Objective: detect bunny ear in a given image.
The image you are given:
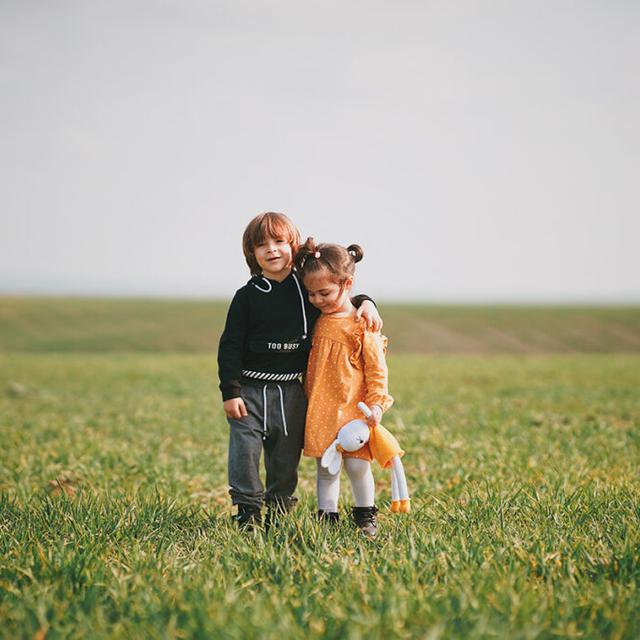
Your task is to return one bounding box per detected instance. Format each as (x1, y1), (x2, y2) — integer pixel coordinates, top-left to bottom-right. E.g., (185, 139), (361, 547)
(321, 441), (336, 469)
(328, 451), (343, 475)
(321, 441), (342, 475)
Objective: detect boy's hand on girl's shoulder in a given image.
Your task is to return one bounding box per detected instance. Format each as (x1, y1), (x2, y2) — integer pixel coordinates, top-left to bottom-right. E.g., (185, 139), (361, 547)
(356, 300), (383, 332)
(224, 397), (248, 420)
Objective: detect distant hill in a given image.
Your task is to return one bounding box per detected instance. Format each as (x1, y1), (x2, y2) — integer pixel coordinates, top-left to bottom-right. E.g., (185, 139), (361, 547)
(1, 297), (639, 353)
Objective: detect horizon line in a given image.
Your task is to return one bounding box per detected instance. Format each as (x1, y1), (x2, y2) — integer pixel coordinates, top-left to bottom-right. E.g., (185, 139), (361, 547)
(2, 291), (639, 308)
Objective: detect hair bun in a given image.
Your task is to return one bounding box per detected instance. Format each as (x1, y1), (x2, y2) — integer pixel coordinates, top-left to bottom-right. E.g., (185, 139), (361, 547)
(294, 236), (317, 272)
(346, 244), (364, 263)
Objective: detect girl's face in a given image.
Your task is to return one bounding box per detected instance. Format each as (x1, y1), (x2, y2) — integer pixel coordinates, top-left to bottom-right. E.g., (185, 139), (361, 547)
(304, 268), (353, 315)
(254, 235), (293, 281)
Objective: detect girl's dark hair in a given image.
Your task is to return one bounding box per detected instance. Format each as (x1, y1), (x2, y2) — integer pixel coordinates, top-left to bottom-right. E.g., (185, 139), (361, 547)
(294, 237), (364, 284)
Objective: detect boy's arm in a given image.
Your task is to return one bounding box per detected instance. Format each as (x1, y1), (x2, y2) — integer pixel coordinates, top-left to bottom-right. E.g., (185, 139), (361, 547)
(352, 295), (382, 331)
(352, 294), (374, 307)
(218, 288), (249, 402)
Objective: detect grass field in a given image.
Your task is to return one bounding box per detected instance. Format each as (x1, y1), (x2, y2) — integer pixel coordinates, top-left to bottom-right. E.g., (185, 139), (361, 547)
(1, 299), (639, 638)
(2, 296), (640, 353)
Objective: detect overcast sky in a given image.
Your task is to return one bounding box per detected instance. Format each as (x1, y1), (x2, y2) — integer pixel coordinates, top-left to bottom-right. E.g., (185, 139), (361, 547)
(1, 1), (638, 302)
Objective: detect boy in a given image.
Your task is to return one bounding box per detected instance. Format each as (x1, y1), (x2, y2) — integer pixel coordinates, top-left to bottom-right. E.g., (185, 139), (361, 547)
(218, 212), (381, 528)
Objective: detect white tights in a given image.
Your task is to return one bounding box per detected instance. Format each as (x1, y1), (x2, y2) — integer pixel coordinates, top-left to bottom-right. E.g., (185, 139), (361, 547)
(316, 457), (375, 511)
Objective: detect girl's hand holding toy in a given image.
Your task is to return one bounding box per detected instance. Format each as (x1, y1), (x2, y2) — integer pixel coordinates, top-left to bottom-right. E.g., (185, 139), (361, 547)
(366, 404), (383, 427)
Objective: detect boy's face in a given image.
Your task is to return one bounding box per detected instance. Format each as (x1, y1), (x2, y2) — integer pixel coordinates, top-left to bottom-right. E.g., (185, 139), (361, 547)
(254, 235), (293, 281)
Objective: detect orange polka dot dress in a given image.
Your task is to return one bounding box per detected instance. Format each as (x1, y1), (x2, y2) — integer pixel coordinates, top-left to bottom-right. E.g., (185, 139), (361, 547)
(304, 314), (394, 461)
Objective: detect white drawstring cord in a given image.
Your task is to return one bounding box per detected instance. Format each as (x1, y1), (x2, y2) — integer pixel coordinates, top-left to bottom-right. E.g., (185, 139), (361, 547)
(261, 384), (289, 439)
(277, 384), (288, 436)
(253, 277), (273, 293)
(292, 273), (308, 339)
(262, 385), (268, 440)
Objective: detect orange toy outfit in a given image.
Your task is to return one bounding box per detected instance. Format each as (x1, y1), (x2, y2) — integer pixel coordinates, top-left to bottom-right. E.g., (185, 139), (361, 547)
(304, 315), (394, 460)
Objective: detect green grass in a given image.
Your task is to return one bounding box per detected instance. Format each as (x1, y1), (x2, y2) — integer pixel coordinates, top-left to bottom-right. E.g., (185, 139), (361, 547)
(2, 350), (639, 639)
(1, 297), (640, 353)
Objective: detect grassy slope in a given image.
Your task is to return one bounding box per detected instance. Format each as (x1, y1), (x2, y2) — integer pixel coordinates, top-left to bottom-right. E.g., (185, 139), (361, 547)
(1, 296), (640, 353)
(1, 299), (639, 637)
(1, 352), (639, 638)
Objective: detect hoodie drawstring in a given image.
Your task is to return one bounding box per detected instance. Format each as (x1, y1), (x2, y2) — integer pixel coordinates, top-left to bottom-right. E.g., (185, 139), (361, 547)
(253, 277), (273, 293)
(292, 273), (308, 339)
(262, 384), (288, 440)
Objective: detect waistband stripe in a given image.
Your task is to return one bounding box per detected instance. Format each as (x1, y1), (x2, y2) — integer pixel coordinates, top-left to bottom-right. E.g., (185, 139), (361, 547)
(242, 370), (302, 382)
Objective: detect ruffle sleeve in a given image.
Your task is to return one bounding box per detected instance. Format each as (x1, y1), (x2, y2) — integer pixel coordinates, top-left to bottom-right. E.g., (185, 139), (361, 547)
(349, 332), (364, 369)
(362, 328), (394, 413)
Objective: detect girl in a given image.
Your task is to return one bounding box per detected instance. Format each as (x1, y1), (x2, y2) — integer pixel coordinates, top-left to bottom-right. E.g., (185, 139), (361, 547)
(295, 238), (393, 538)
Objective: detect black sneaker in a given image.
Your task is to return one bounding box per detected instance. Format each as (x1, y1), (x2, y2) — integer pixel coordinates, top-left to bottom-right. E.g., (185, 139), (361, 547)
(232, 503), (262, 531)
(264, 496), (298, 531)
(266, 495), (298, 513)
(352, 506), (378, 538)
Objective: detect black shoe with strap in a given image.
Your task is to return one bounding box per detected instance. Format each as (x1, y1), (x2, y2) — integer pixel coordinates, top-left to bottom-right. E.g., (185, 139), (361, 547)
(352, 506), (378, 538)
(317, 510), (340, 524)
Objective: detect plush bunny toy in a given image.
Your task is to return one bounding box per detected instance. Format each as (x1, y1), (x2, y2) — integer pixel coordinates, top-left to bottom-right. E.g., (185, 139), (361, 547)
(320, 402), (411, 513)
(321, 419), (370, 475)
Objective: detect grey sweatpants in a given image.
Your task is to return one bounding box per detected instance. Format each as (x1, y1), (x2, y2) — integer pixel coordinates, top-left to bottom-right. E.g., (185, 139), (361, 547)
(227, 380), (307, 509)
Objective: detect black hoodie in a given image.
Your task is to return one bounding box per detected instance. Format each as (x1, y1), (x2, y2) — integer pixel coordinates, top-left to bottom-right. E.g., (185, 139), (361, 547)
(217, 272), (371, 400)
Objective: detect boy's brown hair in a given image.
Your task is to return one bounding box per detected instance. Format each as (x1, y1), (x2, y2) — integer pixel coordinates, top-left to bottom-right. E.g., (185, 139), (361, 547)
(242, 212), (301, 276)
(294, 237), (364, 285)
